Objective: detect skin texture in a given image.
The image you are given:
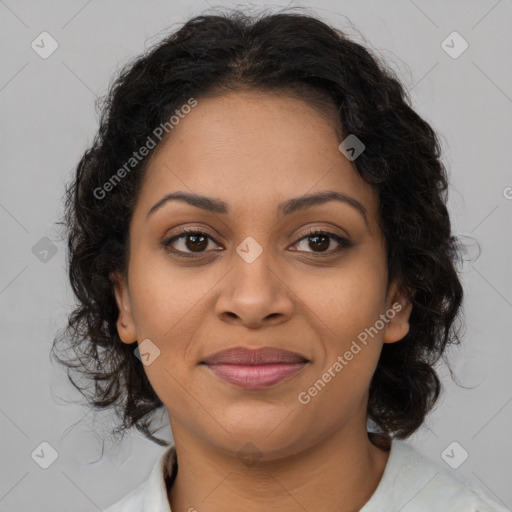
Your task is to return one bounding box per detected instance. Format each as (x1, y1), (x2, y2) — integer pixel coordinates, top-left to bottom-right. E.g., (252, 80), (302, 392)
(111, 90), (413, 512)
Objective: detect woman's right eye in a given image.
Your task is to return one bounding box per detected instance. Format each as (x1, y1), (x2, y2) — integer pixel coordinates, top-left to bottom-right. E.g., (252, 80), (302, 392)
(162, 229), (221, 257)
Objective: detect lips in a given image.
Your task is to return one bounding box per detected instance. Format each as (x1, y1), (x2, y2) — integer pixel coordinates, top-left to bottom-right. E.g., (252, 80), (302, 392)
(201, 346), (309, 389)
(201, 346), (308, 365)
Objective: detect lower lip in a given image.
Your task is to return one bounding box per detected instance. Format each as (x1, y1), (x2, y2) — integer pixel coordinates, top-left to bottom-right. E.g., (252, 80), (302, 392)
(203, 363), (307, 389)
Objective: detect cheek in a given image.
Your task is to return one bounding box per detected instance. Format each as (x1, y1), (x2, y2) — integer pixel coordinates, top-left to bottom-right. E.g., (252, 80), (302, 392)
(129, 252), (206, 337)
(127, 258), (206, 405)
(127, 254), (221, 397)
(300, 263), (387, 395)
(302, 279), (385, 412)
(305, 265), (386, 337)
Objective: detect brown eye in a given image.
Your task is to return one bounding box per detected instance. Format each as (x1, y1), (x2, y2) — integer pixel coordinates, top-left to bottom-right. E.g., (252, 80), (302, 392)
(292, 230), (353, 256)
(306, 234), (330, 252)
(163, 229), (219, 255)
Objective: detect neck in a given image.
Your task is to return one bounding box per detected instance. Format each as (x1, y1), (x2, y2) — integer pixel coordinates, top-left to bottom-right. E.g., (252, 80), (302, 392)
(167, 424), (390, 512)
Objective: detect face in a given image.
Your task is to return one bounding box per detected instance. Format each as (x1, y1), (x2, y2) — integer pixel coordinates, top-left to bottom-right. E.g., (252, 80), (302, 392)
(111, 90), (412, 460)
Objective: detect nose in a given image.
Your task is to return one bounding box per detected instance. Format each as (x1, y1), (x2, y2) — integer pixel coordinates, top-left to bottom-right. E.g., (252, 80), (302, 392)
(214, 246), (295, 329)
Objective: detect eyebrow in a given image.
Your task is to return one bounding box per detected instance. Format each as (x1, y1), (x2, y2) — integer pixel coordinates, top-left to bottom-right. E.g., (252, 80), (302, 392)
(146, 190), (368, 226)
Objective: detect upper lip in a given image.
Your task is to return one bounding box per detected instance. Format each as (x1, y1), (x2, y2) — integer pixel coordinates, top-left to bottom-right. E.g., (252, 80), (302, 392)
(201, 346), (309, 365)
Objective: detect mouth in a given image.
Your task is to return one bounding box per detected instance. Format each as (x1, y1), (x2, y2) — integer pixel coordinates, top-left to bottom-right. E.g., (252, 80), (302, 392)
(200, 346), (309, 390)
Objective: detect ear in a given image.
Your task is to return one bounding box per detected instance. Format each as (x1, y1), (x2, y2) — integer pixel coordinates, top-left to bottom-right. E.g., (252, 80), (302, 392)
(110, 270), (137, 344)
(382, 280), (414, 344)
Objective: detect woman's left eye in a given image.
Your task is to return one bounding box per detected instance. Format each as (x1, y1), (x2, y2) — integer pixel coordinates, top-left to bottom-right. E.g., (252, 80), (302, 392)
(292, 230), (353, 255)
(162, 229), (352, 257)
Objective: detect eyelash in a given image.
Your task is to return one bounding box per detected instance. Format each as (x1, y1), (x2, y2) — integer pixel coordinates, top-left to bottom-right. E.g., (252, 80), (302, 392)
(162, 227), (353, 259)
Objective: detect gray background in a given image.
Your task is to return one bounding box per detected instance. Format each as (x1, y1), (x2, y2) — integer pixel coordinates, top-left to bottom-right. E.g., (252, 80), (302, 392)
(0, 0), (511, 510)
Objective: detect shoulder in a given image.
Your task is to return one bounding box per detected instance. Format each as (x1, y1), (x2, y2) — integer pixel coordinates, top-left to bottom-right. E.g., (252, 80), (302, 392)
(103, 483), (145, 512)
(362, 439), (510, 511)
(103, 444), (177, 512)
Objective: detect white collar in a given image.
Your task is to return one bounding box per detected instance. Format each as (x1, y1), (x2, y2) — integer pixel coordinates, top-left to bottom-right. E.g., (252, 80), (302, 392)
(140, 443), (177, 511)
(106, 439), (509, 511)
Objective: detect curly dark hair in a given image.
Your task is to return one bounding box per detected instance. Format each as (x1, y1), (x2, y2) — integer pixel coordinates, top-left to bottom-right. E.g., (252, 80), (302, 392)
(51, 7), (465, 450)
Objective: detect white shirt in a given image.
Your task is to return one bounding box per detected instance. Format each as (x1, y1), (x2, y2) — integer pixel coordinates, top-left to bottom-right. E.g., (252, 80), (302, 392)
(104, 439), (510, 511)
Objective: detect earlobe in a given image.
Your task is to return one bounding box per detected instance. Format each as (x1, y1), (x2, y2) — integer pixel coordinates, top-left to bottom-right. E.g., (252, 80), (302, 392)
(383, 283), (415, 344)
(109, 271), (137, 344)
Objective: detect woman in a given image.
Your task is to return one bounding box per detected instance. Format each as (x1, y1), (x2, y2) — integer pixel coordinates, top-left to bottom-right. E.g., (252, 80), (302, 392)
(51, 8), (509, 512)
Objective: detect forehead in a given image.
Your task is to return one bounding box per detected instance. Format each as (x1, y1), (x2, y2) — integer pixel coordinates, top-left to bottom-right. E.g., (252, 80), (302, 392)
(135, 90), (380, 228)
